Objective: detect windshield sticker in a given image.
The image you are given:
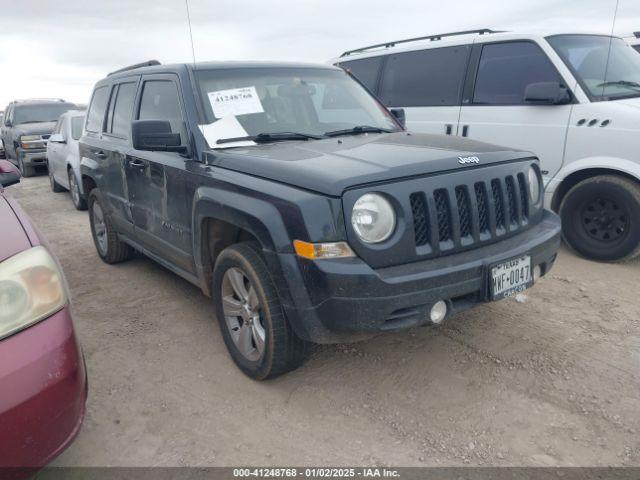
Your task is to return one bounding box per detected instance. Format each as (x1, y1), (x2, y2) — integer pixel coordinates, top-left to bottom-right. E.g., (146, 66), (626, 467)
(199, 116), (256, 148)
(208, 86), (264, 119)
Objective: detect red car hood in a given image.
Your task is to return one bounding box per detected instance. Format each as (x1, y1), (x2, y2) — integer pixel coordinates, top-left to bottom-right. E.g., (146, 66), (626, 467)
(0, 193), (33, 262)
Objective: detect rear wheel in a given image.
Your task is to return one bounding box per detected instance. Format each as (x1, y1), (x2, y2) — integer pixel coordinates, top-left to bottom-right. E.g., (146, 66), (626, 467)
(88, 189), (133, 263)
(560, 175), (640, 262)
(49, 167), (65, 192)
(68, 168), (87, 210)
(212, 242), (307, 380)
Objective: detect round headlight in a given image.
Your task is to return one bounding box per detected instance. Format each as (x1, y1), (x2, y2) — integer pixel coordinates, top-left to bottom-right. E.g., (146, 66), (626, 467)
(351, 193), (396, 243)
(528, 166), (540, 204)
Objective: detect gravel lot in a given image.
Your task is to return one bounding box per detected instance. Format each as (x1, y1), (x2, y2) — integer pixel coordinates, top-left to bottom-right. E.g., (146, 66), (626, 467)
(9, 175), (640, 467)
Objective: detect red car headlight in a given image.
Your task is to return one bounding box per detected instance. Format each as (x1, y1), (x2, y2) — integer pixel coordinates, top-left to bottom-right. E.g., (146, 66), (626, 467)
(0, 247), (68, 340)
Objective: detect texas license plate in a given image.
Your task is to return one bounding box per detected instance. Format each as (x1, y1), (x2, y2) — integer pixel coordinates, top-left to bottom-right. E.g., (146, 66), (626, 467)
(490, 255), (533, 300)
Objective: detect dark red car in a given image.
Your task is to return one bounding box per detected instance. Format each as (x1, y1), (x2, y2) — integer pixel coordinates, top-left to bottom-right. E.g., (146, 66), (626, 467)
(0, 160), (87, 475)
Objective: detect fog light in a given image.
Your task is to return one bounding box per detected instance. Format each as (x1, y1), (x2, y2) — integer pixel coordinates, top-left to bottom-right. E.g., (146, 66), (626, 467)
(533, 265), (542, 282)
(430, 300), (447, 324)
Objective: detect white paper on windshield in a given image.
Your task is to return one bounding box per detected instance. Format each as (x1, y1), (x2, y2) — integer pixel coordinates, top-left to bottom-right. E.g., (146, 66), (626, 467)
(207, 86), (264, 119)
(198, 116), (256, 148)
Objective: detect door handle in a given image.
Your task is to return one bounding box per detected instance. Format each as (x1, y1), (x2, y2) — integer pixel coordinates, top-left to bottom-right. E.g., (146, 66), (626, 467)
(445, 124), (453, 135)
(128, 159), (147, 169)
(461, 125), (469, 137)
(94, 150), (107, 159)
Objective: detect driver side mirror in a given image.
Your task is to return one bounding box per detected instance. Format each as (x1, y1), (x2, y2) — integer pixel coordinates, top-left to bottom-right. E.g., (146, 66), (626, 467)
(390, 108), (406, 128)
(49, 133), (66, 144)
(132, 120), (187, 153)
(0, 159), (20, 188)
(524, 82), (572, 105)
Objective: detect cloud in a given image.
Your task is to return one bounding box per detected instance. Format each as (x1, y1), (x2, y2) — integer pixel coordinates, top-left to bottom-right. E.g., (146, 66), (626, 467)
(0, 0), (638, 108)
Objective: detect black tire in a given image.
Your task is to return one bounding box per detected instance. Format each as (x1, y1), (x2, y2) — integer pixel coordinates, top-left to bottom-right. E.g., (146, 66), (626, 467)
(212, 242), (307, 380)
(18, 156), (35, 177)
(560, 175), (640, 262)
(88, 189), (133, 263)
(68, 168), (87, 210)
(49, 167), (65, 192)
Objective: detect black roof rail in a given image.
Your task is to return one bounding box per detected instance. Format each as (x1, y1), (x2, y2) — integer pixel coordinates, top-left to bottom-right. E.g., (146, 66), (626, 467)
(339, 29), (504, 58)
(108, 60), (161, 76)
(634, 31), (640, 38)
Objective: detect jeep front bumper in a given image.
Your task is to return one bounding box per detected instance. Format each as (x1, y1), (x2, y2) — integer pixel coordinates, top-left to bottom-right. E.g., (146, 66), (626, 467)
(280, 210), (561, 344)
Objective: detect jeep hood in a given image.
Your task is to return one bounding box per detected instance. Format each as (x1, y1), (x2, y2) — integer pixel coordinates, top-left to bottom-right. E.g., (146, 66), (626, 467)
(206, 132), (533, 196)
(13, 121), (57, 137)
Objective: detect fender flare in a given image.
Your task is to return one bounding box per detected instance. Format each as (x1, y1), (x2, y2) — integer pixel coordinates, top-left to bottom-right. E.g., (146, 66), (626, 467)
(191, 186), (293, 295)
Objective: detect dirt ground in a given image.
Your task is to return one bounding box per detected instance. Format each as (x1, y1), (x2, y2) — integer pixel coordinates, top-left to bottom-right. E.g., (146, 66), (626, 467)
(8, 175), (640, 467)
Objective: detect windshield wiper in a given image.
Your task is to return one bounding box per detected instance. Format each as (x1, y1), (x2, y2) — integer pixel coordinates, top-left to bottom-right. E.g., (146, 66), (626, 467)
(216, 132), (324, 145)
(324, 125), (394, 137)
(597, 80), (640, 90)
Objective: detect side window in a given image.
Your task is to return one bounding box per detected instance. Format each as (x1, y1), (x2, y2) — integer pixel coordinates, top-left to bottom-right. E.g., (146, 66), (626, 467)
(71, 116), (84, 140)
(379, 45), (471, 107)
(137, 80), (186, 146)
(634, 45), (640, 54)
(473, 42), (562, 105)
(138, 80), (183, 122)
(339, 56), (383, 93)
(86, 86), (110, 133)
(107, 82), (137, 138)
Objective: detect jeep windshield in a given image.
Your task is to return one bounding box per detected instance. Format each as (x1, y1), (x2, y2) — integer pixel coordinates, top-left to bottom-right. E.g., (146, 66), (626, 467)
(548, 34), (640, 101)
(13, 103), (76, 125)
(194, 67), (400, 148)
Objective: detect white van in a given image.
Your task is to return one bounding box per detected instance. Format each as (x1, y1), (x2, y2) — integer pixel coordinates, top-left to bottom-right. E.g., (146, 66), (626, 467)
(333, 29), (640, 262)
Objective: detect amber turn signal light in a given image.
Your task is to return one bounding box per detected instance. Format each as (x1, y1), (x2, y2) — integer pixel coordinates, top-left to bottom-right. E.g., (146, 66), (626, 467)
(293, 240), (355, 260)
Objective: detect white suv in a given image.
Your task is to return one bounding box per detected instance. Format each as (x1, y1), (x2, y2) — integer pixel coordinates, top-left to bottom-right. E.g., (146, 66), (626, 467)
(333, 29), (640, 262)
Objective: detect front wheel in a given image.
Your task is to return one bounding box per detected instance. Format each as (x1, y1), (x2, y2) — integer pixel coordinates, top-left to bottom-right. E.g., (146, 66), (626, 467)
(560, 175), (640, 262)
(88, 189), (133, 263)
(212, 242), (307, 380)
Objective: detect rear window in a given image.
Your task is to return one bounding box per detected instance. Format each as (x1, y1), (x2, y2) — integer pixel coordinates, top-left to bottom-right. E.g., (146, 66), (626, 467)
(339, 56), (383, 92)
(379, 45), (471, 107)
(86, 86), (110, 132)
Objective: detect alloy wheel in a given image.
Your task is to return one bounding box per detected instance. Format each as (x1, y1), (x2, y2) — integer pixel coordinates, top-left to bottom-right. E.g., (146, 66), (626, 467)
(221, 267), (266, 362)
(92, 201), (108, 255)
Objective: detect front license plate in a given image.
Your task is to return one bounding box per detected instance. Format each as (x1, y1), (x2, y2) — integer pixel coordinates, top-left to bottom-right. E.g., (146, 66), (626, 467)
(490, 255), (533, 300)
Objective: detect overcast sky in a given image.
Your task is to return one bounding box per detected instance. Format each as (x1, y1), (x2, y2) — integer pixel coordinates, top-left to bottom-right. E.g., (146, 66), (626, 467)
(1, 0), (639, 109)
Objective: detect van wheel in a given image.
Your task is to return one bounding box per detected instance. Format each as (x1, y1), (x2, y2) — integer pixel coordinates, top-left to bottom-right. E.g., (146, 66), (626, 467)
(49, 168), (65, 192)
(560, 175), (640, 262)
(68, 168), (87, 210)
(88, 189), (133, 263)
(212, 242), (307, 380)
